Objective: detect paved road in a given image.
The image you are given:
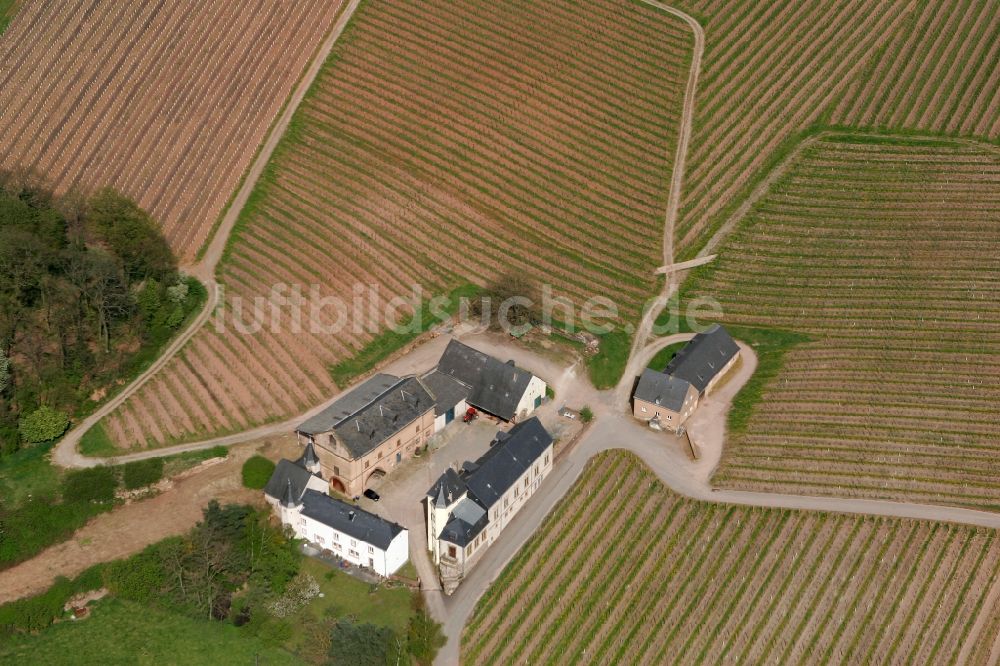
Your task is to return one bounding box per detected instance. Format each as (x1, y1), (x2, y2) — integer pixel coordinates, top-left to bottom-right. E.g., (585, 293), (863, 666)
(52, 0), (364, 469)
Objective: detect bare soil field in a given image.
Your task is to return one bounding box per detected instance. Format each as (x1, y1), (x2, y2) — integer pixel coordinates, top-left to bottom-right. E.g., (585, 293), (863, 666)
(462, 450), (1000, 665)
(668, 0), (1000, 259)
(0, 0), (344, 262)
(95, 0), (693, 451)
(0, 436), (295, 604)
(683, 134), (1000, 507)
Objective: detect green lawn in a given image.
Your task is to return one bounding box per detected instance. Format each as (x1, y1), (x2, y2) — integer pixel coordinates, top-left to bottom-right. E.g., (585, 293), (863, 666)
(298, 558), (414, 635)
(0, 441), (61, 506)
(586, 328), (632, 390)
(647, 341), (687, 372)
(0, 598), (300, 666)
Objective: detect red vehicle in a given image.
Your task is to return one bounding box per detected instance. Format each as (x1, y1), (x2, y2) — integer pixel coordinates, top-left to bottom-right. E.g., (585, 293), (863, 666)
(463, 407), (478, 423)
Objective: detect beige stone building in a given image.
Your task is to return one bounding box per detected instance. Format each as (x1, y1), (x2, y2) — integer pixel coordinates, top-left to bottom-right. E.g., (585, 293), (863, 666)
(633, 324), (741, 432)
(425, 417), (553, 594)
(296, 374), (435, 496)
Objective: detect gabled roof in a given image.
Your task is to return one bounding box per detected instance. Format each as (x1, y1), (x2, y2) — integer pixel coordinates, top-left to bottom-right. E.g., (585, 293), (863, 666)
(300, 375), (435, 459)
(297, 374), (402, 435)
(421, 369), (472, 416)
(464, 418), (552, 509)
(665, 324), (740, 393)
(264, 459), (317, 506)
(299, 490), (405, 550)
(436, 340), (535, 421)
(633, 369), (693, 411)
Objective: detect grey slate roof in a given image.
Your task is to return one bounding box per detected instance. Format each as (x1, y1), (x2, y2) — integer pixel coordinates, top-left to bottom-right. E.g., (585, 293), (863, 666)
(440, 502), (489, 547)
(296, 442), (320, 469)
(421, 369), (472, 416)
(633, 369), (692, 411)
(436, 339), (534, 421)
(299, 489), (405, 550)
(665, 324), (740, 393)
(264, 459), (317, 506)
(427, 467), (467, 508)
(297, 374), (402, 435)
(464, 417), (552, 509)
(299, 375), (435, 459)
(429, 418), (552, 546)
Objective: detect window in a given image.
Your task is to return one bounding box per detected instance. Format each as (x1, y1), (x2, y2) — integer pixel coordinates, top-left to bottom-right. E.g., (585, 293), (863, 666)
(333, 533), (339, 541)
(534, 465), (539, 476)
(448, 545), (457, 558)
(368, 545), (374, 554)
(544, 454), (550, 466)
(333, 466), (340, 476)
(666, 414), (673, 421)
(350, 539), (357, 547)
(504, 497), (509, 508)
(378, 451), (383, 459)
(329, 434), (336, 445)
(397, 438), (401, 446)
(333, 543), (341, 551)
(316, 535), (325, 545)
(524, 477), (529, 488)
(641, 406), (647, 413)
(349, 549), (359, 558)
(299, 518), (306, 526)
(466, 545), (472, 556)
(514, 486), (520, 498)
(365, 461), (370, 469)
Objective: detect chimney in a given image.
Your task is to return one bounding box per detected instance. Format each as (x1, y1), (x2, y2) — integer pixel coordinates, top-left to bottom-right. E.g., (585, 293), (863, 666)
(349, 510), (355, 521)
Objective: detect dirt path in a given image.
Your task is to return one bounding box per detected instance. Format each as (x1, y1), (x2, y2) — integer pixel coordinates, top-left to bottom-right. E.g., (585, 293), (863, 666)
(0, 445), (263, 604)
(618, 1), (704, 399)
(52, 0), (364, 470)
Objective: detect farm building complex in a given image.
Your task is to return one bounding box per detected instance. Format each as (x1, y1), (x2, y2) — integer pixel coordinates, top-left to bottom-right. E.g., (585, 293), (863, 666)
(429, 339), (547, 423)
(295, 374), (437, 497)
(295, 342), (547, 497)
(633, 324), (740, 431)
(425, 417), (554, 593)
(264, 455), (409, 577)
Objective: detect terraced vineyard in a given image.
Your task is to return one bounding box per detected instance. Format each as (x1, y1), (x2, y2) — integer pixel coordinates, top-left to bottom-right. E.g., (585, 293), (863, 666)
(670, 0), (1000, 259)
(0, 0), (345, 261)
(683, 134), (1000, 507)
(463, 451), (1000, 665)
(94, 0), (692, 450)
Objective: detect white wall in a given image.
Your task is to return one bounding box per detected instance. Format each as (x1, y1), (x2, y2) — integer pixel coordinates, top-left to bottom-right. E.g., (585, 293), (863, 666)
(515, 375), (547, 419)
(433, 398), (468, 434)
(278, 504), (409, 577)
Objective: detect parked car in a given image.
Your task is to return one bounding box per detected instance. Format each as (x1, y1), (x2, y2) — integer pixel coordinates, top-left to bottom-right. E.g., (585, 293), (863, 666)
(363, 488), (380, 502)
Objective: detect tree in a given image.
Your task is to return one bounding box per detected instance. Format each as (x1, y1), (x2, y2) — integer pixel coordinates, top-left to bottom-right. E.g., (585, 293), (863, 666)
(17, 405), (69, 443)
(0, 349), (9, 394)
(407, 593), (446, 665)
(579, 406), (594, 423)
(470, 273), (541, 332)
(86, 188), (174, 281)
(328, 620), (402, 666)
(242, 455), (276, 489)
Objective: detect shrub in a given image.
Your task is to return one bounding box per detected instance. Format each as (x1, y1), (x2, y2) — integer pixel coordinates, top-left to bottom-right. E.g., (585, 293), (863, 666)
(407, 593), (446, 665)
(579, 406), (594, 423)
(17, 406), (70, 444)
(121, 458), (164, 490)
(62, 466), (118, 503)
(242, 456), (275, 490)
(0, 576), (73, 632)
(104, 547), (167, 604)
